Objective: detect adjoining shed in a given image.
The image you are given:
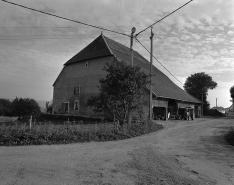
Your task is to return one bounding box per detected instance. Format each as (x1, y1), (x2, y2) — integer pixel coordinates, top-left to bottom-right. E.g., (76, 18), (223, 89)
(53, 34), (201, 120)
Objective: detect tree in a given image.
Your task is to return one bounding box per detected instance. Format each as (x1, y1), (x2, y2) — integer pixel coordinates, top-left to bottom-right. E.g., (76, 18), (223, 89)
(230, 85), (234, 103)
(87, 60), (149, 125)
(184, 72), (217, 114)
(11, 97), (41, 117)
(0, 99), (12, 116)
(46, 100), (53, 113)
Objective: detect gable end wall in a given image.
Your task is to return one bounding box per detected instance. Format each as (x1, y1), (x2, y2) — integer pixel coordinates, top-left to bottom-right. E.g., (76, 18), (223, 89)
(53, 56), (114, 116)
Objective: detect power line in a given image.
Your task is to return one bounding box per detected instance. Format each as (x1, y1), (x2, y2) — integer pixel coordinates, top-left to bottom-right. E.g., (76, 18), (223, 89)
(1, 0), (130, 37)
(0, 37), (81, 40)
(0, 34), (129, 40)
(134, 37), (184, 86)
(135, 37), (205, 99)
(0, 34), (96, 38)
(136, 0), (194, 37)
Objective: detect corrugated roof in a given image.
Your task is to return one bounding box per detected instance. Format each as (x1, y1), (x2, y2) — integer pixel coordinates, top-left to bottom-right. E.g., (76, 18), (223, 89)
(63, 34), (201, 104)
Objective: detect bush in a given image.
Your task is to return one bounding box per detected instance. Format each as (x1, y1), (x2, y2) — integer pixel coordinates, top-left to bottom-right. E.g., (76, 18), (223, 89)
(224, 127), (234, 146)
(125, 120), (163, 137)
(206, 109), (225, 117)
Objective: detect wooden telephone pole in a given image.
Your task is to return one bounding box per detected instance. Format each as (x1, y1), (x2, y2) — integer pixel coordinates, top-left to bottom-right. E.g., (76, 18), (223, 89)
(128, 27), (136, 125)
(130, 27), (136, 66)
(149, 27), (154, 120)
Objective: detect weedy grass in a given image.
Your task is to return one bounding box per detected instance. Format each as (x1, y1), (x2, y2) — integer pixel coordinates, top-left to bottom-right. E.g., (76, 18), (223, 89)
(0, 120), (163, 146)
(224, 126), (234, 146)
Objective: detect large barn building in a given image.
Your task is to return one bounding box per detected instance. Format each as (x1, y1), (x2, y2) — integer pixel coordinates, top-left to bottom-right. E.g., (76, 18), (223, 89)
(53, 34), (201, 120)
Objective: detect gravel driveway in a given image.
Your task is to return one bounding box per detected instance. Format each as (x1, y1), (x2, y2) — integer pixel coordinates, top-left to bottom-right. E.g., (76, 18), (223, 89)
(0, 117), (233, 185)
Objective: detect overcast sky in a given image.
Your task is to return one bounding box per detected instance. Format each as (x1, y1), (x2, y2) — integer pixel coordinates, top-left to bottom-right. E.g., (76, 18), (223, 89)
(0, 0), (233, 108)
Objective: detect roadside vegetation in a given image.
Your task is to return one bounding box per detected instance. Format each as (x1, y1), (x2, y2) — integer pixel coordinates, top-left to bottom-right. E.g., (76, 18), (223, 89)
(0, 119), (163, 146)
(206, 109), (225, 117)
(224, 85), (234, 146)
(224, 127), (234, 146)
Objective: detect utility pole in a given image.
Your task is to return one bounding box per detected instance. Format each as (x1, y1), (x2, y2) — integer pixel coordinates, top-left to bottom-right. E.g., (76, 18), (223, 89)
(149, 27), (154, 120)
(127, 27), (136, 126)
(201, 91), (203, 117)
(130, 27), (136, 66)
(216, 98), (218, 108)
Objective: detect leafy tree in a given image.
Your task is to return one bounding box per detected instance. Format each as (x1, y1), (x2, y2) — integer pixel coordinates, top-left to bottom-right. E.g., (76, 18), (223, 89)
(184, 72), (217, 114)
(11, 97), (41, 118)
(87, 60), (149, 125)
(0, 99), (12, 116)
(46, 100), (53, 113)
(230, 85), (234, 103)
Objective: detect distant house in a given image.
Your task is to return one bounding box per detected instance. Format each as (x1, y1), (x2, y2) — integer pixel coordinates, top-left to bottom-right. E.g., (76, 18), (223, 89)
(52, 34), (201, 119)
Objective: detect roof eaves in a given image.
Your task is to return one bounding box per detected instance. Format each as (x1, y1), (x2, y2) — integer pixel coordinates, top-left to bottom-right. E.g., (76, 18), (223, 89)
(64, 55), (113, 66)
(156, 95), (201, 104)
(53, 66), (65, 86)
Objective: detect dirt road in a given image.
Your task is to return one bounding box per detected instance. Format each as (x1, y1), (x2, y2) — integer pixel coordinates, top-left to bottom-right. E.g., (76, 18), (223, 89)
(0, 117), (234, 185)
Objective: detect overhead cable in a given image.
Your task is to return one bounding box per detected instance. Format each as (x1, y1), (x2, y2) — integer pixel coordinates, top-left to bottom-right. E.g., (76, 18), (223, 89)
(1, 0), (130, 37)
(135, 37), (184, 86)
(136, 0), (193, 37)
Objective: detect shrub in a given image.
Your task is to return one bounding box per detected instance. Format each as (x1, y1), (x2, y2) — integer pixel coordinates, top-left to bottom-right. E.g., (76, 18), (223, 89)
(224, 127), (234, 146)
(206, 109), (225, 117)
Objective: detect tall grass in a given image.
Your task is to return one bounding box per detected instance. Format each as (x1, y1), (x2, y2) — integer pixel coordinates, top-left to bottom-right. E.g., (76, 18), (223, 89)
(0, 120), (163, 146)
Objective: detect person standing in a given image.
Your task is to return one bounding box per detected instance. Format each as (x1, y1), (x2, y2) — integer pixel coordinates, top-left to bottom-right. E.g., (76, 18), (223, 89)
(191, 109), (194, 120)
(186, 109), (190, 120)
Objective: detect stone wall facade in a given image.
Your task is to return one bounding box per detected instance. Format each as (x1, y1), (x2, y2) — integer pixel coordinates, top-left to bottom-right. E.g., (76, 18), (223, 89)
(53, 56), (114, 116)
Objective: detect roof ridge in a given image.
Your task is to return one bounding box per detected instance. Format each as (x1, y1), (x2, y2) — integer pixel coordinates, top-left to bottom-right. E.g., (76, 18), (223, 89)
(101, 34), (114, 56)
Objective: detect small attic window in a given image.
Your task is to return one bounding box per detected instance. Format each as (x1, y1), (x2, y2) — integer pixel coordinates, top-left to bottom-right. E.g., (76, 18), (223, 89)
(85, 62), (88, 68)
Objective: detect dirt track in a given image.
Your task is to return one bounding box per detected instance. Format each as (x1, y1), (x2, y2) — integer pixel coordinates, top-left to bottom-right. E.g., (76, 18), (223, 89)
(0, 117), (234, 185)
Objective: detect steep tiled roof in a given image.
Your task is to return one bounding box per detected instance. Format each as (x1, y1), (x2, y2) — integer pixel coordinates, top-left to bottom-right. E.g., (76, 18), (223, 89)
(103, 35), (200, 104)
(64, 34), (200, 104)
(64, 34), (113, 65)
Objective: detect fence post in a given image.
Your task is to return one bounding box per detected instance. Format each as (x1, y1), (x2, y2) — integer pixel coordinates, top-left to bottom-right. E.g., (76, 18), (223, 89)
(116, 120), (119, 132)
(95, 121), (97, 133)
(29, 115), (32, 130)
(66, 118), (69, 136)
(34, 118), (36, 128)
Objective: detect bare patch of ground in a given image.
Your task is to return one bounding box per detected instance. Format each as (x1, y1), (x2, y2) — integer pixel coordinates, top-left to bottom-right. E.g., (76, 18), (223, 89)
(123, 146), (211, 185)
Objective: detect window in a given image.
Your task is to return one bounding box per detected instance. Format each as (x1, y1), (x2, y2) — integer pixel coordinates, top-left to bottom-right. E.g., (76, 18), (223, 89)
(85, 62), (88, 68)
(74, 85), (80, 95)
(74, 100), (79, 111)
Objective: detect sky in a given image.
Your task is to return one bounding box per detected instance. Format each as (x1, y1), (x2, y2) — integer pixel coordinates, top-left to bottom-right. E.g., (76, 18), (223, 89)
(0, 0), (233, 108)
